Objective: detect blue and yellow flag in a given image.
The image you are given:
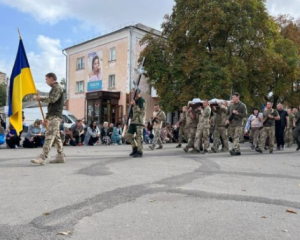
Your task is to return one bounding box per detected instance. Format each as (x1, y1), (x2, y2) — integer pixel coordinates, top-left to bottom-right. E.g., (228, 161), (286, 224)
(8, 39), (37, 135)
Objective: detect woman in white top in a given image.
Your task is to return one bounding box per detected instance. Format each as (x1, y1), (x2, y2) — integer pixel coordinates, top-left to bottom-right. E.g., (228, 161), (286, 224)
(245, 108), (263, 149)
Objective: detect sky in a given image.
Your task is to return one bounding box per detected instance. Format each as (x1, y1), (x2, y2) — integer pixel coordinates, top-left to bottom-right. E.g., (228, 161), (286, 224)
(0, 0), (299, 92)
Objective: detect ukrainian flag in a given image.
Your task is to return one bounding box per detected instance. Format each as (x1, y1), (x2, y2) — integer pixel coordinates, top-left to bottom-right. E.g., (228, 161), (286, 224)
(8, 39), (37, 135)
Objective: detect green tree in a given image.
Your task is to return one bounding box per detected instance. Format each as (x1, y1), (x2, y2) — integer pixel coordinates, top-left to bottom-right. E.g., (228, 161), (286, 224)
(140, 0), (299, 110)
(0, 83), (7, 107)
(273, 15), (300, 107)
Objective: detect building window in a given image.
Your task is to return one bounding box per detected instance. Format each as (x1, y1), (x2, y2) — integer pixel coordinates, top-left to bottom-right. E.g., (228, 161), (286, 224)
(109, 48), (116, 61)
(76, 57), (85, 70)
(76, 81), (84, 93)
(108, 75), (115, 89)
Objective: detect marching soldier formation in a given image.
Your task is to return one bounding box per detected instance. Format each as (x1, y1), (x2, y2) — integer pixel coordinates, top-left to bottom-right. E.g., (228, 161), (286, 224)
(26, 75), (300, 163)
(127, 91), (300, 158)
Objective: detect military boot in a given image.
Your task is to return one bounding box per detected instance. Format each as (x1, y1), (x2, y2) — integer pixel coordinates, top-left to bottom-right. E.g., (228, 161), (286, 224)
(133, 151), (143, 158)
(191, 148), (200, 154)
(31, 154), (46, 165)
(255, 147), (263, 153)
(129, 147), (137, 156)
(176, 144), (182, 148)
(183, 147), (188, 153)
(149, 145), (154, 150)
(50, 153), (66, 164)
(229, 149), (236, 156)
(234, 151), (241, 156)
(210, 147), (217, 153)
(294, 137), (300, 151)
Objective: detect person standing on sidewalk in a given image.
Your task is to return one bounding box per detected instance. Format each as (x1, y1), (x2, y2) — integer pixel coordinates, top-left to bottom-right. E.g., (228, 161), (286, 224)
(245, 108), (263, 149)
(293, 109), (300, 151)
(256, 102), (280, 154)
(275, 104), (289, 150)
(175, 106), (188, 148)
(211, 101), (229, 153)
(126, 89), (146, 158)
(285, 108), (295, 148)
(226, 92), (247, 156)
(149, 104), (166, 150)
(31, 73), (65, 165)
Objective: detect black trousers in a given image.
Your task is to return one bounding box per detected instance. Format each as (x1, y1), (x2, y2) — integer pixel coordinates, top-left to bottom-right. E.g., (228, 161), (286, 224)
(23, 137), (43, 148)
(88, 137), (99, 146)
(293, 126), (300, 147)
(275, 125), (285, 147)
(6, 135), (20, 148)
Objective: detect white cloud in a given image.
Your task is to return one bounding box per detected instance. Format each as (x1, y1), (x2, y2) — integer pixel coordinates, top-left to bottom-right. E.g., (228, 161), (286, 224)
(26, 35), (65, 92)
(266, 0), (300, 18)
(0, 35), (65, 93)
(0, 0), (174, 30)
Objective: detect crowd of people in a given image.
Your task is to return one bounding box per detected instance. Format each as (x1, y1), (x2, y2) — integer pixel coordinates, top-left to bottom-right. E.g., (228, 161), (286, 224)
(1, 87), (299, 159)
(173, 93), (300, 156)
(0, 118), (128, 149)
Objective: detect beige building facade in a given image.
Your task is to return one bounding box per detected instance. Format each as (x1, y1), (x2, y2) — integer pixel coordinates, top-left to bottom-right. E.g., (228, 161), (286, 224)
(64, 24), (159, 125)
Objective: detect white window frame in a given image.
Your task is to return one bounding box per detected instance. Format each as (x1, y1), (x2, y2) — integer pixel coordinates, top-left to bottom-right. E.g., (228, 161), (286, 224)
(108, 75), (116, 89)
(76, 80), (84, 93)
(109, 48), (116, 61)
(76, 57), (85, 70)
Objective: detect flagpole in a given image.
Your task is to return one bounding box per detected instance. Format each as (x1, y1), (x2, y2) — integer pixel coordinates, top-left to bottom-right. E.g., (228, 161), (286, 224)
(17, 28), (47, 128)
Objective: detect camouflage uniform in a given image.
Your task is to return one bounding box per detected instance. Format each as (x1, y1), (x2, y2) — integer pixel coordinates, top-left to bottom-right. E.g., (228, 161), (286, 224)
(227, 101), (247, 153)
(31, 82), (65, 165)
(293, 111), (300, 150)
(257, 108), (279, 152)
(212, 104), (228, 151)
(184, 110), (198, 152)
(150, 110), (166, 149)
(285, 113), (294, 147)
(178, 112), (187, 145)
(194, 106), (211, 151)
(126, 97), (146, 155)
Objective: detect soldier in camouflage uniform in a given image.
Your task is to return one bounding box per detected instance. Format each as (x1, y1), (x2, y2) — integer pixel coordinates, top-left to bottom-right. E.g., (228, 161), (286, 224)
(293, 109), (300, 151)
(285, 108), (294, 147)
(292, 108), (298, 144)
(126, 89), (146, 158)
(31, 73), (65, 165)
(211, 101), (228, 153)
(149, 104), (166, 150)
(194, 100), (211, 154)
(226, 93), (247, 156)
(176, 106), (188, 148)
(183, 105), (198, 153)
(256, 102), (280, 154)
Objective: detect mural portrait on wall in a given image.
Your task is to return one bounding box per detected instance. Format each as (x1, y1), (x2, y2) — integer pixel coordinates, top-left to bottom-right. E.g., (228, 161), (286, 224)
(87, 51), (103, 92)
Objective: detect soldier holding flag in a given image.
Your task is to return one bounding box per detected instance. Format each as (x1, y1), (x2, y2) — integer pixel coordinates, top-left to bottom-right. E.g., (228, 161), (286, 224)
(31, 73), (65, 165)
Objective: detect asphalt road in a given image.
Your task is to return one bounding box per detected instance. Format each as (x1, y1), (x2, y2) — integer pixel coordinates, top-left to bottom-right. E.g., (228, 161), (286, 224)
(0, 142), (299, 240)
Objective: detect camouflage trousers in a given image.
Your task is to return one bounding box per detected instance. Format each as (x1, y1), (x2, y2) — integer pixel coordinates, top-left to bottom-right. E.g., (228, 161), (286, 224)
(228, 126), (243, 151)
(293, 126), (300, 147)
(194, 127), (210, 151)
(186, 127), (197, 149)
(125, 124), (143, 153)
(42, 117), (63, 158)
(178, 127), (188, 144)
(258, 126), (275, 151)
(151, 128), (163, 148)
(213, 126), (228, 150)
(285, 128), (294, 147)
